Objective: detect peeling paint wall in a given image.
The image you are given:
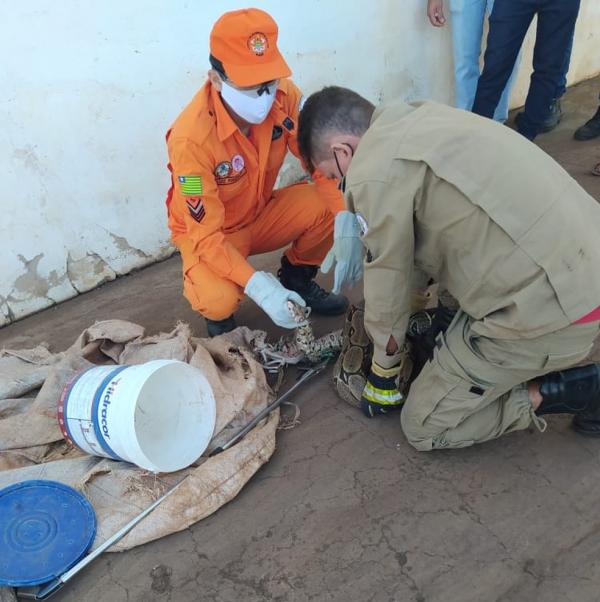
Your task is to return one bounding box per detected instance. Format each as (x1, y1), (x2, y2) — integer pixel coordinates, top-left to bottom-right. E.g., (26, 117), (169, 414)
(2, 1), (600, 326)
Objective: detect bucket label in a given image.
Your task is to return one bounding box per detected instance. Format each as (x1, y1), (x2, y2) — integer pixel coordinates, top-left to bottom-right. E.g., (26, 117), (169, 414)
(57, 358), (214, 473)
(99, 378), (122, 440)
(60, 365), (127, 461)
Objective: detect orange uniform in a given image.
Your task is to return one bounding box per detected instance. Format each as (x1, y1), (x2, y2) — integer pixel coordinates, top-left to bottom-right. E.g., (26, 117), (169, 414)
(166, 78), (344, 320)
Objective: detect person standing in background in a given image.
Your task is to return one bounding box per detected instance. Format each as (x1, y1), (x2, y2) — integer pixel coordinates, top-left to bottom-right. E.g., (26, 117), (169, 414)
(472, 0), (581, 141)
(426, 0), (520, 122)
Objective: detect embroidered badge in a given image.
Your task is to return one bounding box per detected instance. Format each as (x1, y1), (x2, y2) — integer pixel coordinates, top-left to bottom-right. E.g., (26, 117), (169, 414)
(186, 198), (205, 223)
(232, 154), (245, 173)
(283, 117), (294, 131)
(248, 32), (268, 56)
(178, 175), (203, 195)
(214, 160), (246, 185)
(356, 213), (369, 236)
(214, 162), (231, 179)
(272, 125), (283, 141)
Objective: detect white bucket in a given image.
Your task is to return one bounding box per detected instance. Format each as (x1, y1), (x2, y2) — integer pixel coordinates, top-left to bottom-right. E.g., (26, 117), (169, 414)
(57, 359), (216, 473)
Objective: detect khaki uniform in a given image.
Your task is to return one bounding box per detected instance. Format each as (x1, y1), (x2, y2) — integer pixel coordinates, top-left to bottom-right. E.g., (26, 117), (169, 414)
(345, 100), (600, 450)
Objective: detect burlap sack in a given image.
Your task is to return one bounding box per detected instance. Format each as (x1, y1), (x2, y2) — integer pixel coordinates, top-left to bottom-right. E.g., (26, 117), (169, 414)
(0, 320), (276, 551)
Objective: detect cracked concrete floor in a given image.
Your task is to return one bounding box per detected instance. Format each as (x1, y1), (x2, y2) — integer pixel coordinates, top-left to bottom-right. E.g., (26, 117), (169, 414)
(2, 76), (600, 602)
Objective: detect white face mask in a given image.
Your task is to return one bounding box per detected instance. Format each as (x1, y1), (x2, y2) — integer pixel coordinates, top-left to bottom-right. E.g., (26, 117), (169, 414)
(219, 79), (278, 124)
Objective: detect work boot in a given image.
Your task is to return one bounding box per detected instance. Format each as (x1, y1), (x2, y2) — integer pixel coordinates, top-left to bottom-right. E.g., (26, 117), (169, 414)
(574, 106), (600, 141)
(534, 364), (600, 435)
(206, 315), (237, 338)
(277, 256), (348, 316)
(538, 99), (563, 134)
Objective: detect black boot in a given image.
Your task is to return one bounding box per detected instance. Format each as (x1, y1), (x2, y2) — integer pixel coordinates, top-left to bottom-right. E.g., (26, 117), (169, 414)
(277, 256), (349, 316)
(206, 315), (237, 337)
(538, 99), (563, 134)
(534, 364), (600, 435)
(574, 106), (600, 141)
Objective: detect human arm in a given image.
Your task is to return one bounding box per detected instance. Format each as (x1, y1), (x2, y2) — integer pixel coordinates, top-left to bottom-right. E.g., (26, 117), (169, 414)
(168, 137), (255, 287)
(346, 176), (417, 369)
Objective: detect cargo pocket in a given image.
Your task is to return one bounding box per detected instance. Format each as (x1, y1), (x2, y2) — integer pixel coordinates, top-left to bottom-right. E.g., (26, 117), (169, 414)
(404, 355), (485, 429)
(406, 368), (458, 427)
(543, 345), (594, 372)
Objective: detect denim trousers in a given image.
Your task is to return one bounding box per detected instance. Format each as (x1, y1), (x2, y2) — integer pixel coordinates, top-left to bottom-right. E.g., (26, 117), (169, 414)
(472, 0), (580, 138)
(449, 0), (520, 121)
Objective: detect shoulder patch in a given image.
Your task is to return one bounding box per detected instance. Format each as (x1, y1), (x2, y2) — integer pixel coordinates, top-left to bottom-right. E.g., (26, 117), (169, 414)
(272, 125), (283, 141)
(283, 117), (294, 131)
(178, 175), (203, 196)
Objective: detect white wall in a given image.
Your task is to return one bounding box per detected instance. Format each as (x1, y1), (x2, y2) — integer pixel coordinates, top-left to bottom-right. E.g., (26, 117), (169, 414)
(2, 0), (600, 325)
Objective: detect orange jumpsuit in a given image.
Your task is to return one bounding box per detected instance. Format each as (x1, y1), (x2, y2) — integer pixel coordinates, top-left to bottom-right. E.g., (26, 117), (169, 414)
(165, 78), (343, 320)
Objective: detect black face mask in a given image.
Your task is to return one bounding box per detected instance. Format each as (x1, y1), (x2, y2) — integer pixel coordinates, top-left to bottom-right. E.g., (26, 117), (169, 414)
(333, 143), (355, 180)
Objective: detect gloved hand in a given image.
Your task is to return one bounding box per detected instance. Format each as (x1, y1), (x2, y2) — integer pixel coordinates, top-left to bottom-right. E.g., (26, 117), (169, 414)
(361, 361), (404, 418)
(244, 271), (307, 329)
(321, 211), (363, 294)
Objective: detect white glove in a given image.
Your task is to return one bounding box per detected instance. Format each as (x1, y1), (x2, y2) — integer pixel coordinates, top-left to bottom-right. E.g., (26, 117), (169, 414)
(321, 211), (363, 294)
(244, 271), (307, 329)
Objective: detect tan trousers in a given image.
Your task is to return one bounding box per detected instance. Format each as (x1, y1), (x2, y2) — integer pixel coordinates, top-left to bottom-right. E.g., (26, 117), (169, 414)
(401, 311), (600, 451)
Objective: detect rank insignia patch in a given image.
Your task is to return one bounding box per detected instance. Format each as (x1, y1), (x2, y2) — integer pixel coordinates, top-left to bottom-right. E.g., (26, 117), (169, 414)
(186, 198), (205, 223)
(178, 175), (203, 195)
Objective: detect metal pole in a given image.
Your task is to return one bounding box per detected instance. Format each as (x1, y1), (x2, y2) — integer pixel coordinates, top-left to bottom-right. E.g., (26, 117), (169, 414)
(209, 359), (329, 457)
(27, 476), (189, 600)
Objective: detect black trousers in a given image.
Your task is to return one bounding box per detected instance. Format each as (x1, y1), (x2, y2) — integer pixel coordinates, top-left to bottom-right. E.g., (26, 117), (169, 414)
(472, 0), (580, 140)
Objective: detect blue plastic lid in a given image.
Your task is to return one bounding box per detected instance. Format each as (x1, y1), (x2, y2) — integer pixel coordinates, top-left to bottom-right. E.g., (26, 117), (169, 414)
(0, 479), (97, 587)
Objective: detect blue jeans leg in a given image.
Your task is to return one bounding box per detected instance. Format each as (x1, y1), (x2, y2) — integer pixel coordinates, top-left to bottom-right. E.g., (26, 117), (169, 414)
(449, 0), (488, 112)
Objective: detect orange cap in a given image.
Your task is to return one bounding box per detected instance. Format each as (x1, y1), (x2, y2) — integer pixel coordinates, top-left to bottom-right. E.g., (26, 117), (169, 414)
(210, 8), (292, 87)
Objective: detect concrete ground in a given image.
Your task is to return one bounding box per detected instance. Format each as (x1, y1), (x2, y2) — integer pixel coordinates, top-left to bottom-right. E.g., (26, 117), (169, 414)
(3, 77), (600, 602)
